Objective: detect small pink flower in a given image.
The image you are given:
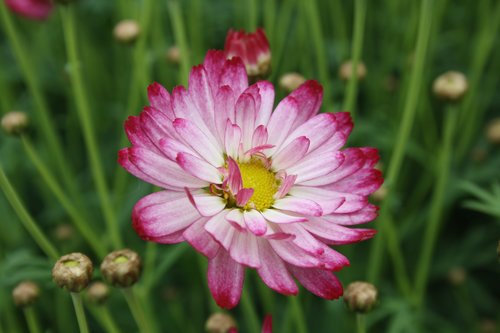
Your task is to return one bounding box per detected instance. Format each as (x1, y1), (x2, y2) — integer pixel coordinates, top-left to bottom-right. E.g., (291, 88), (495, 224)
(4, 0), (54, 20)
(224, 28), (271, 80)
(119, 50), (382, 309)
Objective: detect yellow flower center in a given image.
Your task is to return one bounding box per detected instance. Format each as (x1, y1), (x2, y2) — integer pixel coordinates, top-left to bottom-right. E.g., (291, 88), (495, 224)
(238, 159), (278, 211)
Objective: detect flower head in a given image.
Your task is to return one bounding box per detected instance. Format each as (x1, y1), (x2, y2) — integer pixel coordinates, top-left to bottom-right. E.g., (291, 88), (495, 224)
(52, 252), (93, 293)
(119, 49), (382, 309)
(100, 249), (142, 288)
(5, 0), (54, 21)
(224, 28), (271, 81)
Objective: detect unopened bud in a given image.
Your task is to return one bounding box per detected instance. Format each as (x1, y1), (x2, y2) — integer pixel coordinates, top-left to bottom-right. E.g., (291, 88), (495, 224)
(433, 71), (468, 102)
(12, 281), (40, 307)
(113, 20), (140, 44)
(486, 118), (500, 145)
(1, 111), (29, 136)
(448, 267), (467, 286)
(166, 46), (181, 65)
(205, 312), (237, 333)
(100, 249), (142, 288)
(86, 281), (110, 305)
(52, 253), (93, 292)
(371, 185), (387, 202)
(343, 281), (378, 313)
(54, 223), (74, 241)
(339, 60), (367, 81)
(279, 72), (306, 93)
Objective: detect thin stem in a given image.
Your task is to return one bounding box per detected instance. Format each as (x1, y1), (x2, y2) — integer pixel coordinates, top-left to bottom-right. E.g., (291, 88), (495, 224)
(356, 313), (366, 333)
(88, 306), (121, 333)
(60, 6), (122, 250)
(414, 108), (457, 306)
(168, 0), (191, 86)
(247, 0), (258, 31)
(302, 0), (332, 110)
(122, 288), (153, 333)
(70, 293), (89, 333)
(0, 163), (59, 261)
(342, 0), (367, 117)
(367, 0), (434, 290)
(0, 0), (80, 203)
(240, 288), (260, 333)
(289, 296), (308, 333)
(23, 307), (41, 333)
(21, 136), (107, 258)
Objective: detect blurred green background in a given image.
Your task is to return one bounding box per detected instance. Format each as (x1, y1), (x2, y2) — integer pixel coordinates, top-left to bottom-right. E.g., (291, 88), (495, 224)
(0, 0), (499, 332)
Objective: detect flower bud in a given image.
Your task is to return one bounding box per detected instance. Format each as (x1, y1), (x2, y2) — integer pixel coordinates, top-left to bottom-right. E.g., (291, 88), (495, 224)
(113, 20), (141, 44)
(432, 71), (468, 101)
(448, 267), (466, 286)
(339, 60), (367, 81)
(224, 28), (271, 82)
(52, 253), (93, 293)
(205, 312), (237, 333)
(343, 281), (378, 313)
(100, 249), (142, 288)
(86, 281), (110, 305)
(12, 281), (40, 307)
(4, 0), (53, 21)
(1, 111), (29, 136)
(166, 46), (181, 65)
(371, 185), (387, 202)
(54, 223), (74, 241)
(486, 118), (500, 145)
(279, 72), (306, 93)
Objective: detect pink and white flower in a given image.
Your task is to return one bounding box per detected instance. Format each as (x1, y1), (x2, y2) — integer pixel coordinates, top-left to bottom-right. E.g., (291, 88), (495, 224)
(224, 28), (271, 80)
(119, 50), (382, 309)
(4, 0), (54, 21)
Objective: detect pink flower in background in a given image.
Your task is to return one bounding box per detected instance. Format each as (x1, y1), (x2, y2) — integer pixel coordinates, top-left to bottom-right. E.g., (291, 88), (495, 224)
(119, 49), (382, 309)
(224, 28), (271, 79)
(4, 0), (54, 20)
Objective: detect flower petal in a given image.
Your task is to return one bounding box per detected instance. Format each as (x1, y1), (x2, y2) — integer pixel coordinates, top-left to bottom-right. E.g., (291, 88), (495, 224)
(254, 81), (275, 127)
(288, 186), (346, 215)
(271, 136), (310, 170)
(132, 191), (200, 242)
(183, 217), (221, 258)
(208, 248), (245, 309)
(266, 96), (299, 153)
(176, 152), (222, 183)
(235, 93), (256, 152)
(122, 147), (207, 188)
(220, 57), (248, 97)
(323, 204), (379, 226)
(215, 86), (236, 144)
(257, 238), (298, 295)
(229, 231), (261, 268)
(288, 80), (323, 129)
(205, 211), (235, 250)
(287, 151), (344, 184)
(185, 188), (226, 217)
(302, 217), (377, 245)
(147, 82), (174, 119)
(188, 65), (216, 133)
(273, 197), (323, 217)
(261, 209), (307, 224)
(227, 157), (243, 193)
(287, 265), (343, 300)
(173, 118), (224, 167)
(243, 210), (268, 236)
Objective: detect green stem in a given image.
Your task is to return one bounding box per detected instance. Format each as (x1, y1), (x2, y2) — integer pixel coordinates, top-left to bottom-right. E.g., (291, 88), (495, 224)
(289, 296), (308, 333)
(342, 0), (367, 117)
(23, 308), (41, 333)
(240, 288), (260, 333)
(88, 306), (121, 333)
(60, 6), (122, 250)
(367, 0), (434, 291)
(122, 288), (153, 333)
(0, 163), (59, 261)
(0, 0), (80, 203)
(247, 0), (258, 31)
(302, 0), (332, 110)
(70, 293), (89, 333)
(356, 313), (366, 333)
(414, 108), (457, 306)
(21, 136), (107, 258)
(168, 0), (191, 86)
